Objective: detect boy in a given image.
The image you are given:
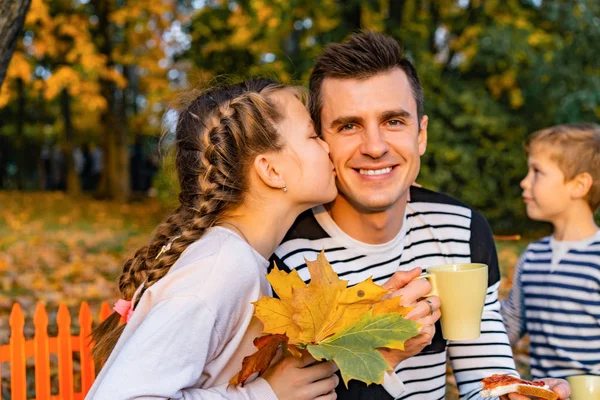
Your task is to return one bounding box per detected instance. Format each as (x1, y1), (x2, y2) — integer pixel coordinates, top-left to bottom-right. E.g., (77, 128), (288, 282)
(502, 123), (600, 379)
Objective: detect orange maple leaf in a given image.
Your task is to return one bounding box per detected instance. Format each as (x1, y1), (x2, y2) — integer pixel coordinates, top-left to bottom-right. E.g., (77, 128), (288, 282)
(229, 334), (288, 386)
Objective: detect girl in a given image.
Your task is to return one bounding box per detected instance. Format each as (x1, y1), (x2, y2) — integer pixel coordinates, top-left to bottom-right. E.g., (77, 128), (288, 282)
(86, 79), (339, 399)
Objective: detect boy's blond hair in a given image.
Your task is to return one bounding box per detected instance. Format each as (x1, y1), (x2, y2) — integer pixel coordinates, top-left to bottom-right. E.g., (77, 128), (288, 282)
(525, 123), (600, 212)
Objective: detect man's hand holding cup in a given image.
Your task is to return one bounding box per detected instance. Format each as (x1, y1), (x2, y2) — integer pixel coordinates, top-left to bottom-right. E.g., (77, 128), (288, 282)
(378, 268), (442, 369)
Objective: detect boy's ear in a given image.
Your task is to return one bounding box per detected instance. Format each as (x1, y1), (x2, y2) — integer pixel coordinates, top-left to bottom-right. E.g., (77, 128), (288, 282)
(570, 172), (593, 200)
(253, 153), (285, 190)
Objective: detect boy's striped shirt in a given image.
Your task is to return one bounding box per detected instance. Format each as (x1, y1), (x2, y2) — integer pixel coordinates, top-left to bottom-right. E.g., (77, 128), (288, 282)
(502, 233), (600, 379)
(272, 186), (517, 400)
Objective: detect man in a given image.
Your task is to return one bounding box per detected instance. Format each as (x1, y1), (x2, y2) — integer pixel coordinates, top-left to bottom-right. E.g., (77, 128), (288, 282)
(272, 31), (571, 399)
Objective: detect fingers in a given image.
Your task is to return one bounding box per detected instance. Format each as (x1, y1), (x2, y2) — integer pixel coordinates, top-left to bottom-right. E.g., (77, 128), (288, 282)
(308, 374), (339, 399)
(315, 391), (337, 400)
(542, 378), (571, 399)
(405, 296), (441, 320)
(303, 361), (339, 383)
(299, 353), (317, 367)
(381, 268), (422, 291)
(389, 276), (432, 305)
(417, 317), (437, 338)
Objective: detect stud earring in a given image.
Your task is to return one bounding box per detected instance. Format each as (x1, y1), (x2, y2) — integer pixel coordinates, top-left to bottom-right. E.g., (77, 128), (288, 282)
(282, 183), (288, 193)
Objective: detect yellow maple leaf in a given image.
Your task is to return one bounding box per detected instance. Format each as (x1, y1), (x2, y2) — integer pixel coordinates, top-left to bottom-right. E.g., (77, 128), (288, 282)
(318, 277), (389, 341)
(255, 251), (390, 344)
(372, 297), (413, 317)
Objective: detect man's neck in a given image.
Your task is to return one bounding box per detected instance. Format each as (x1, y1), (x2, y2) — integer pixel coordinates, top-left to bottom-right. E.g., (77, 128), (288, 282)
(327, 193), (409, 245)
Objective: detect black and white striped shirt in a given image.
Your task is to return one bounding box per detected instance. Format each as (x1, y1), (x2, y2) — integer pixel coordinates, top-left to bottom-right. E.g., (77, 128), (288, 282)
(272, 186), (517, 400)
(501, 232), (600, 379)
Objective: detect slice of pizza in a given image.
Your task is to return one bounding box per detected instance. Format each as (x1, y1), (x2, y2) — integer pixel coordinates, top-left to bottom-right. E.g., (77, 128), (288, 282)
(480, 374), (558, 400)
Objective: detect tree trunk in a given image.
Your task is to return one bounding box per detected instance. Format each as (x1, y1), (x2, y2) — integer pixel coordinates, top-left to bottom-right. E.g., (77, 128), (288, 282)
(0, 0), (32, 89)
(341, 0), (361, 32)
(428, 1), (440, 54)
(16, 78), (25, 189)
(60, 88), (81, 196)
(93, 0), (130, 201)
(386, 0), (406, 39)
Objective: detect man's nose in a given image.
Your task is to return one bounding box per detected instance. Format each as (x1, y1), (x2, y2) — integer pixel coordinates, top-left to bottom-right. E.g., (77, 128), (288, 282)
(360, 125), (389, 159)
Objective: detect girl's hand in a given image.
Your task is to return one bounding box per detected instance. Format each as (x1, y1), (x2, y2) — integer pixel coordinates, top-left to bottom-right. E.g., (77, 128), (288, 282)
(262, 353), (339, 400)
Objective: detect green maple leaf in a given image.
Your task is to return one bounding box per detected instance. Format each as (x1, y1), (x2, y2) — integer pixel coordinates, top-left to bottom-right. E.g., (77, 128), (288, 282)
(306, 312), (419, 387)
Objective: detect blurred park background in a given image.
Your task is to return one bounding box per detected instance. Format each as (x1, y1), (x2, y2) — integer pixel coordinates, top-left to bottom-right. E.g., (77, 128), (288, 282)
(0, 0), (599, 397)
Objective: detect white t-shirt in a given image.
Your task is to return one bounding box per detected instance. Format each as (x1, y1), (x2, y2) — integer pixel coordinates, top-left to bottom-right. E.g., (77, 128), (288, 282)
(86, 227), (278, 400)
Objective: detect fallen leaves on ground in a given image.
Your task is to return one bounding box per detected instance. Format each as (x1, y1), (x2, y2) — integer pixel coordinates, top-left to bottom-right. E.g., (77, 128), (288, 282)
(0, 192), (166, 345)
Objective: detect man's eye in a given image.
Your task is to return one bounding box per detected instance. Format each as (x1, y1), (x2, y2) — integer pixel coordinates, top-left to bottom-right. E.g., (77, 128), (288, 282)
(388, 119), (404, 126)
(339, 124), (355, 132)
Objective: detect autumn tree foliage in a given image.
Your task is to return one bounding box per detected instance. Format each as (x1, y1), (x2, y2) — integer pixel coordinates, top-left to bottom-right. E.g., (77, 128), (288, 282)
(0, 0), (597, 230)
(185, 0), (599, 232)
(0, 0), (186, 199)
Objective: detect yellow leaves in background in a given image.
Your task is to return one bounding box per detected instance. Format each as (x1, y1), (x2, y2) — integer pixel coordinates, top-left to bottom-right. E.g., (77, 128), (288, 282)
(229, 10), (254, 47)
(528, 30), (553, 47)
(487, 69), (524, 109)
(43, 67), (108, 113)
(6, 52), (32, 83)
(102, 68), (128, 89)
(44, 66), (80, 99)
(110, 1), (174, 27)
(451, 25), (482, 51)
(25, 0), (52, 26)
(0, 52), (32, 107)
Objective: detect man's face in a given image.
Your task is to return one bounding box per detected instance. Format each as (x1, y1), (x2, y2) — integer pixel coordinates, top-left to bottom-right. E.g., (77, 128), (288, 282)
(320, 68), (428, 213)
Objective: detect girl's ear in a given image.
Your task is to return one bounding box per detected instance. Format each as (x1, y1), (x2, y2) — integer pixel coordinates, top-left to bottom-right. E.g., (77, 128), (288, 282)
(253, 153), (286, 190)
(570, 172), (593, 200)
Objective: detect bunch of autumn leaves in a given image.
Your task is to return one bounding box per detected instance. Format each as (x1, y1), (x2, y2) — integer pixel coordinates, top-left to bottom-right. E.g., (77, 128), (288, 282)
(231, 252), (421, 387)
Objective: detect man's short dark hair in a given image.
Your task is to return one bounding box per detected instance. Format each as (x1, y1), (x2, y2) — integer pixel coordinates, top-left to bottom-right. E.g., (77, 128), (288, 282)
(309, 30), (424, 134)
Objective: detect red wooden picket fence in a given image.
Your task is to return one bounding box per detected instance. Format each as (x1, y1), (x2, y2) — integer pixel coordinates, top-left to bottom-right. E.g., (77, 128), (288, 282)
(0, 301), (112, 400)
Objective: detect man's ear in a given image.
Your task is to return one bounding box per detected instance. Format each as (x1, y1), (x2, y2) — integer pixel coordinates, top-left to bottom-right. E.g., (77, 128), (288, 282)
(570, 172), (593, 200)
(418, 115), (428, 156)
(253, 153), (285, 190)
